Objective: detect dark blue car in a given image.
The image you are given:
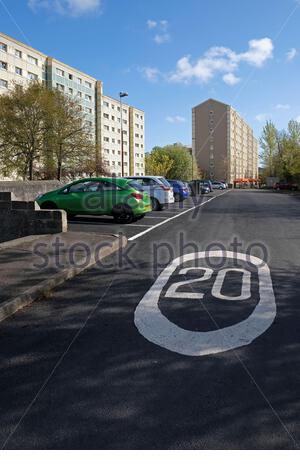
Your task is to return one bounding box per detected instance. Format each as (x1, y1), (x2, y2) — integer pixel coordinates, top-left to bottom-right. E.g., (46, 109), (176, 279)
(167, 180), (190, 201)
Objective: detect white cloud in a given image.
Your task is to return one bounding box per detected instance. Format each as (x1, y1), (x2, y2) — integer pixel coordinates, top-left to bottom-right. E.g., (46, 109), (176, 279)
(286, 48), (297, 61)
(238, 38), (274, 67)
(139, 66), (161, 82)
(154, 33), (170, 44)
(223, 73), (240, 85)
(147, 19), (171, 45)
(255, 113), (271, 122)
(147, 20), (157, 29)
(28, 0), (101, 16)
(166, 116), (187, 123)
(168, 37), (273, 84)
(275, 104), (290, 110)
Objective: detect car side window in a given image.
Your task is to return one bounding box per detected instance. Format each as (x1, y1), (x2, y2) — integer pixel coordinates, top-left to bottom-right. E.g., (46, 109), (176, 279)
(98, 181), (120, 191)
(68, 181), (99, 193)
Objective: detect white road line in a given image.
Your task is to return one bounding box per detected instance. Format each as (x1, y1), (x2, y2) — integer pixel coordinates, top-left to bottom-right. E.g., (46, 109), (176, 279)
(145, 216), (170, 219)
(126, 224), (155, 227)
(128, 190), (231, 241)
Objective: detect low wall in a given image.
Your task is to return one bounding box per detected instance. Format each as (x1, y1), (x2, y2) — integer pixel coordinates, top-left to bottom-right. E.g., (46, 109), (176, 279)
(0, 192), (67, 243)
(0, 180), (63, 202)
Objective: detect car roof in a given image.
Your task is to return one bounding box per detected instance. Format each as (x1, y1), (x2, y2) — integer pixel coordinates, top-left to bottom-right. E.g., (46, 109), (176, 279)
(64, 177), (129, 187)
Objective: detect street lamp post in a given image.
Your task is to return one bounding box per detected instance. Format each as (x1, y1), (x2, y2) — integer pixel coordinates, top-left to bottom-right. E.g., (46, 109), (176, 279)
(119, 91), (128, 177)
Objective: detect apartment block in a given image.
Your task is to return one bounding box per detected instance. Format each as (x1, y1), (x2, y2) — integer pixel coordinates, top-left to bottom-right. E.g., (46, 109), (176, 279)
(100, 95), (145, 177)
(0, 32), (145, 176)
(192, 98), (258, 184)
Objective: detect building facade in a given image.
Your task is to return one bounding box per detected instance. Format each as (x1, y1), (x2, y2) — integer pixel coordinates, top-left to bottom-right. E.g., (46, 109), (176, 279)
(192, 98), (258, 184)
(0, 32), (145, 177)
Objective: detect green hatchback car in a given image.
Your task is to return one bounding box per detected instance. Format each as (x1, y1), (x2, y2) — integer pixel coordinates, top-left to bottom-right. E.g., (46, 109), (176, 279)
(36, 177), (152, 223)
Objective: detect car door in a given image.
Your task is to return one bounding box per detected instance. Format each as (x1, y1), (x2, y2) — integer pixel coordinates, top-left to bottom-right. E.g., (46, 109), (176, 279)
(58, 180), (100, 214)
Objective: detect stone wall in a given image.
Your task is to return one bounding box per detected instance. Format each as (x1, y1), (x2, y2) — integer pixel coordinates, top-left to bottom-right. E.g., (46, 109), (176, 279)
(0, 192), (67, 243)
(0, 181), (63, 202)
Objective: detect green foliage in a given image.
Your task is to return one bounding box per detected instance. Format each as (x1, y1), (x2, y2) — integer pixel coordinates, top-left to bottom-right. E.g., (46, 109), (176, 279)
(145, 148), (174, 176)
(0, 82), (105, 180)
(146, 144), (200, 180)
(260, 120), (300, 182)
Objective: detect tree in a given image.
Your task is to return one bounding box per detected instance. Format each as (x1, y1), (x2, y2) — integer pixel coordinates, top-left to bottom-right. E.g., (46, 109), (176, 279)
(145, 148), (174, 176)
(260, 121), (278, 176)
(45, 89), (99, 180)
(146, 144), (200, 180)
(0, 82), (52, 180)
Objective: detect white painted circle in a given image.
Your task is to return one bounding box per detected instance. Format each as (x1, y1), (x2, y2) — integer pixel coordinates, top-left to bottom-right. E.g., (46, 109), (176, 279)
(134, 251), (277, 356)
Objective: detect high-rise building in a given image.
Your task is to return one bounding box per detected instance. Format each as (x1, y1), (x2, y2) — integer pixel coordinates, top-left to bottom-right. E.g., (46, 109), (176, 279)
(0, 32), (145, 177)
(192, 98), (258, 184)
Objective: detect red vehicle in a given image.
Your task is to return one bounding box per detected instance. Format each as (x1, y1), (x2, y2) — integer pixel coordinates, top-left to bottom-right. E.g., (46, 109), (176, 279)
(273, 182), (298, 191)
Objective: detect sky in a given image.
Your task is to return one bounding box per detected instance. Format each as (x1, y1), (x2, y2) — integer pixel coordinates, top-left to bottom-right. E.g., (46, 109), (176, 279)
(1, 0), (300, 151)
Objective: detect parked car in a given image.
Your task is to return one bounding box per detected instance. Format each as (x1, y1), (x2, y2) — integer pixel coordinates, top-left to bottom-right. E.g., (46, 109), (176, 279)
(127, 176), (175, 210)
(36, 177), (152, 224)
(167, 179), (190, 201)
(273, 182), (298, 191)
(196, 179), (214, 192)
(212, 181), (226, 190)
(201, 182), (211, 194)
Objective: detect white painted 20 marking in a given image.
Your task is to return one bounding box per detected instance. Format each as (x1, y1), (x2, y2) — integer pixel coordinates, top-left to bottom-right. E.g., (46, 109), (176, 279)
(134, 251), (277, 357)
(165, 267), (251, 301)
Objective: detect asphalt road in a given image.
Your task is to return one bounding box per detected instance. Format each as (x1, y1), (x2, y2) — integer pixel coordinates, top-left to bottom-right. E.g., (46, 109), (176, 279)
(1, 189), (300, 449)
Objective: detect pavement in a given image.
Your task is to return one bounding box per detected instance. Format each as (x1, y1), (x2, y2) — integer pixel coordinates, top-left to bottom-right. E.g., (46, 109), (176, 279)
(0, 189), (300, 449)
(0, 232), (126, 322)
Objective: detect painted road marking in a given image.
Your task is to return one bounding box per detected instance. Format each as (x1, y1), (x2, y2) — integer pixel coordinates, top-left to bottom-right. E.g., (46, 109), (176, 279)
(129, 190), (231, 241)
(134, 250), (276, 357)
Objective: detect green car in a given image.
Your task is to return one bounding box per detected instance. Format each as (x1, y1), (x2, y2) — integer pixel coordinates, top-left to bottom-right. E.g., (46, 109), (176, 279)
(36, 177), (152, 223)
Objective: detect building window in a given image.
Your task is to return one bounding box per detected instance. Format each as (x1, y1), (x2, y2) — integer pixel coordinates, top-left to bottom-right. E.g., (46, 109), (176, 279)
(103, 113), (109, 119)
(0, 42), (7, 52)
(85, 94), (92, 102)
(69, 73), (73, 80)
(15, 66), (22, 76)
(0, 78), (8, 88)
(69, 88), (73, 94)
(0, 61), (7, 70)
(28, 71), (38, 81)
(103, 101), (109, 107)
(104, 125), (109, 130)
(85, 107), (92, 114)
(112, 127), (115, 132)
(56, 83), (65, 91)
(56, 68), (64, 77)
(111, 104), (115, 109)
(85, 81), (92, 88)
(15, 49), (22, 58)
(104, 137), (109, 142)
(111, 116), (115, 121)
(135, 133), (139, 138)
(28, 55), (38, 66)
(123, 119), (128, 124)
(77, 77), (82, 84)
(77, 91), (82, 97)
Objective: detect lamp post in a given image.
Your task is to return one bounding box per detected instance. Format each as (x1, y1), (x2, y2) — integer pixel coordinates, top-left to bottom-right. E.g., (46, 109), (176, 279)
(119, 91), (128, 177)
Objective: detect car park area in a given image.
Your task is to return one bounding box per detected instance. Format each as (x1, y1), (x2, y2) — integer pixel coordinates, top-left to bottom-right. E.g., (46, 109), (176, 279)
(67, 190), (223, 239)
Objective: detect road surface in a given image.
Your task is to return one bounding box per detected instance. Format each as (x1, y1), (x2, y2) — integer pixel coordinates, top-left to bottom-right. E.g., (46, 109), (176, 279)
(0, 189), (300, 449)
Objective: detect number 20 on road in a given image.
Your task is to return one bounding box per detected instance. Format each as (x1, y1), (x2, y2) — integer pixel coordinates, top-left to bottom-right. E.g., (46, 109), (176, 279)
(134, 251), (277, 357)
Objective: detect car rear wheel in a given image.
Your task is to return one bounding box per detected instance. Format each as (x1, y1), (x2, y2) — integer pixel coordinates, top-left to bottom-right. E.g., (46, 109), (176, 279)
(112, 204), (135, 224)
(151, 197), (161, 211)
(40, 201), (57, 209)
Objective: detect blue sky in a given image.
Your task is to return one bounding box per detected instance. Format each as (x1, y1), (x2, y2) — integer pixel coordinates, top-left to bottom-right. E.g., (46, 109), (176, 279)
(1, 0), (300, 151)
